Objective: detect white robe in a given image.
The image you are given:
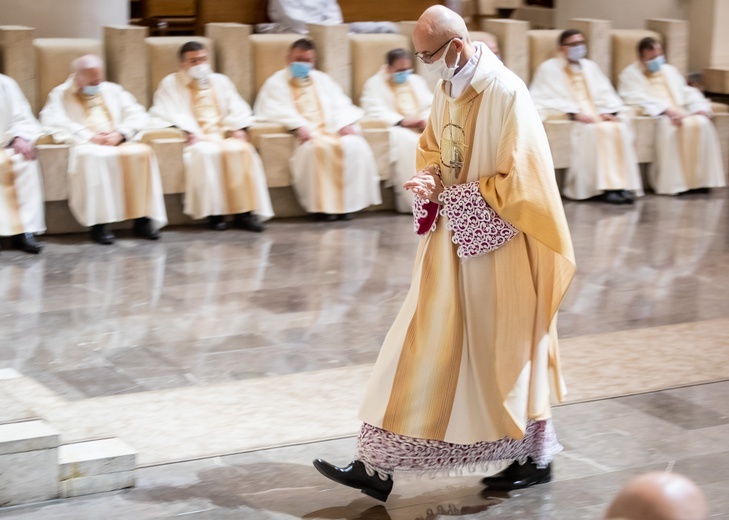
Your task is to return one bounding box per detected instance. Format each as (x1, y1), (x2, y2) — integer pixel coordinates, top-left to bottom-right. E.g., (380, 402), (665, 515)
(149, 72), (273, 221)
(254, 69), (381, 214)
(530, 58), (642, 200)
(267, 0), (342, 34)
(40, 77), (167, 229)
(618, 62), (726, 194)
(0, 74), (45, 236)
(360, 68), (433, 213)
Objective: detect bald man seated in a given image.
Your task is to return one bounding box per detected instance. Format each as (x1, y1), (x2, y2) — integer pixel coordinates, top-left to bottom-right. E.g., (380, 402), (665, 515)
(605, 472), (708, 520)
(40, 55), (167, 244)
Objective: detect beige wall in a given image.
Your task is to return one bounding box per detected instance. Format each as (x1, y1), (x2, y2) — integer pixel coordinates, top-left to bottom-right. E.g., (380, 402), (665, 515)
(555, 0), (687, 30)
(689, 0), (729, 71)
(0, 0), (128, 38)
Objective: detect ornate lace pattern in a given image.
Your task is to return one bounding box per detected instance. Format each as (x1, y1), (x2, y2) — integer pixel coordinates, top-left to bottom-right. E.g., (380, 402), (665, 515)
(413, 196), (439, 235)
(356, 420), (561, 476)
(438, 181), (519, 258)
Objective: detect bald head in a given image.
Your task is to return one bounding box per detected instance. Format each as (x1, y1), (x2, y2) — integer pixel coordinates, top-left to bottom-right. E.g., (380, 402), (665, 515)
(605, 473), (708, 520)
(72, 54), (105, 91)
(413, 5), (474, 75)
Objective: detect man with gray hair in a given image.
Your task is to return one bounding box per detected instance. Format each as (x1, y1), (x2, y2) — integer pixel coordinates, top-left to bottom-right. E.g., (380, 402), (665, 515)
(40, 55), (167, 244)
(313, 5), (574, 501)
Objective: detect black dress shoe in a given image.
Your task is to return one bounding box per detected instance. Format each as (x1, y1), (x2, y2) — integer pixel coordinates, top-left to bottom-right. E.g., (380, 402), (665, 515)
(313, 459), (393, 502)
(208, 215), (227, 231)
(337, 213), (352, 221)
(601, 190), (629, 205)
(12, 233), (43, 254)
(90, 224), (115, 245)
(232, 212), (264, 232)
(619, 190), (636, 203)
(133, 217), (160, 240)
(480, 458), (551, 491)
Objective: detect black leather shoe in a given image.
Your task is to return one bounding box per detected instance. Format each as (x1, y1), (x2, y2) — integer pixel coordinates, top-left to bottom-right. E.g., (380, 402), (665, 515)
(313, 459), (393, 502)
(233, 212), (264, 232)
(337, 213), (352, 221)
(480, 458), (551, 491)
(208, 215), (227, 231)
(619, 190), (636, 203)
(133, 217), (160, 240)
(12, 233), (43, 254)
(90, 224), (115, 245)
(601, 190), (630, 205)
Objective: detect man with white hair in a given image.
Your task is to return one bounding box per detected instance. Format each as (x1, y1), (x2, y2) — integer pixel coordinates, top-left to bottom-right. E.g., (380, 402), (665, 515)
(530, 29), (642, 204)
(605, 472), (708, 520)
(40, 55), (167, 244)
(149, 41), (273, 231)
(618, 37), (725, 195)
(360, 48), (433, 212)
(0, 74), (45, 254)
(313, 5), (575, 501)
(255, 38), (381, 221)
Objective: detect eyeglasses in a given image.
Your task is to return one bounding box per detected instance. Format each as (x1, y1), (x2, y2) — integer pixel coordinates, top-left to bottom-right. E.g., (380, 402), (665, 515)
(561, 40), (586, 48)
(185, 55), (209, 65)
(415, 37), (462, 64)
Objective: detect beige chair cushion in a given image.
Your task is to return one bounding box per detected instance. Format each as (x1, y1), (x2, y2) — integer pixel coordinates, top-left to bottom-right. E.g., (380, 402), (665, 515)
(528, 29), (562, 81)
(611, 29), (661, 85)
(33, 38), (103, 114)
(145, 36), (215, 103)
(349, 33), (410, 103)
(250, 34), (301, 102)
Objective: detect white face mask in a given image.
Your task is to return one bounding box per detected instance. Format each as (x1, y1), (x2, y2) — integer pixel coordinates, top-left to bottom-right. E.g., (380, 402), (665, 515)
(567, 44), (587, 62)
(423, 39), (461, 81)
(188, 63), (212, 81)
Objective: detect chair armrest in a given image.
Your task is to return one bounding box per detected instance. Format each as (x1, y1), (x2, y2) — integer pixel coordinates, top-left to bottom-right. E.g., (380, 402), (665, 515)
(248, 123), (289, 149)
(711, 102), (729, 114)
(359, 118), (390, 130)
(138, 128), (186, 144)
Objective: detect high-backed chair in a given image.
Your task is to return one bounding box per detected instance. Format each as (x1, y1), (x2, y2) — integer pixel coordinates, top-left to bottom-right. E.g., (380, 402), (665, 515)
(249, 33), (300, 102)
(348, 33), (410, 105)
(527, 29), (562, 83)
(610, 29), (661, 86)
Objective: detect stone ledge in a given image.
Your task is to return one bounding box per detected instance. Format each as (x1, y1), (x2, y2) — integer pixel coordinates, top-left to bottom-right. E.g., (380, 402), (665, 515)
(0, 420), (60, 456)
(59, 470), (135, 499)
(59, 438), (137, 480)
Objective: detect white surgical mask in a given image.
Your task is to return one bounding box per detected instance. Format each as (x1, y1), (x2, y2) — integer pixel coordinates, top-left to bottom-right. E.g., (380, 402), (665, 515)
(82, 84), (100, 96)
(567, 44), (587, 62)
(423, 40), (461, 81)
(188, 63), (212, 81)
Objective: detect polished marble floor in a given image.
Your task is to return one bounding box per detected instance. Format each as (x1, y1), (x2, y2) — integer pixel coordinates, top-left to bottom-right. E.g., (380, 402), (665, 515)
(1, 191), (729, 518)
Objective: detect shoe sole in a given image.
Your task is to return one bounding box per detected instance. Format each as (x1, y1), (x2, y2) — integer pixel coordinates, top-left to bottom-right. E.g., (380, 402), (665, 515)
(361, 487), (389, 502)
(312, 461), (391, 503)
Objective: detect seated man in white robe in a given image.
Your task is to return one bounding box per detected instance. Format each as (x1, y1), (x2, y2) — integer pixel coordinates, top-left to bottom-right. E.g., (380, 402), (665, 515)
(149, 41), (273, 231)
(618, 37), (726, 195)
(0, 74), (45, 254)
(530, 29), (642, 204)
(259, 0), (397, 35)
(40, 55), (167, 245)
(254, 38), (381, 221)
(360, 48), (433, 213)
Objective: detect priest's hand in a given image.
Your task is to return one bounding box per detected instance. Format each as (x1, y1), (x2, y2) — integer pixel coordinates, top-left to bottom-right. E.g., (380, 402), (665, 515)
(10, 137), (36, 161)
(230, 129), (250, 142)
(664, 108), (684, 127)
(296, 126), (312, 143)
(185, 132), (200, 146)
(600, 113), (620, 122)
(403, 168), (443, 204)
(574, 113), (596, 124)
(400, 118), (426, 132)
(105, 131), (125, 146)
(696, 110), (713, 120)
(339, 125), (357, 137)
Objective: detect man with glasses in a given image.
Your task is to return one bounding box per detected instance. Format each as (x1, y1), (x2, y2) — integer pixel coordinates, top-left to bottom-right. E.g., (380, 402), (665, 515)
(618, 37), (725, 195)
(530, 29), (642, 205)
(360, 48), (433, 213)
(149, 41), (273, 231)
(312, 5), (575, 501)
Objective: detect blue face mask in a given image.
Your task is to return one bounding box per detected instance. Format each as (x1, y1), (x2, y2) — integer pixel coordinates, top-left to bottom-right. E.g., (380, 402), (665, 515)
(82, 84), (100, 96)
(646, 55), (666, 73)
(392, 70), (412, 84)
(290, 62), (313, 79)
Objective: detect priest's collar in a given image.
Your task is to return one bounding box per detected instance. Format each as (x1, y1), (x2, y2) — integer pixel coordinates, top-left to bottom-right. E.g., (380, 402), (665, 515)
(447, 42), (482, 98)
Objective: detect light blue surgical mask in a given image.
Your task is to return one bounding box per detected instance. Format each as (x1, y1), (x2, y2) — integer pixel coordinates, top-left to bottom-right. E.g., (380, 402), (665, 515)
(392, 69), (412, 84)
(567, 44), (587, 62)
(82, 84), (100, 96)
(290, 61), (313, 79)
(646, 55), (666, 73)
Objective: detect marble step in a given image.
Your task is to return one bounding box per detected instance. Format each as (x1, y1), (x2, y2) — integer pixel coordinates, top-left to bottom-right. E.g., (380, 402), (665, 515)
(59, 438), (137, 498)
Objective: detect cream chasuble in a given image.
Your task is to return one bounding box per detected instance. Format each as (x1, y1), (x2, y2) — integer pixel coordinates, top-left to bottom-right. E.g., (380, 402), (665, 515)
(40, 77), (167, 229)
(618, 62), (726, 194)
(0, 74), (45, 236)
(361, 68), (433, 213)
(254, 68), (381, 215)
(148, 72), (273, 220)
(530, 58), (642, 200)
(357, 48), (575, 473)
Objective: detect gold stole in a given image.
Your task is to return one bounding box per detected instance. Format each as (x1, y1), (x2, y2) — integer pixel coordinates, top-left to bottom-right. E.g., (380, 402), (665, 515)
(389, 80), (420, 119)
(382, 86), (484, 440)
(79, 93), (114, 134)
(647, 72), (684, 114)
(564, 65), (599, 119)
(189, 81), (224, 138)
(0, 150), (23, 235)
(289, 77), (345, 214)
